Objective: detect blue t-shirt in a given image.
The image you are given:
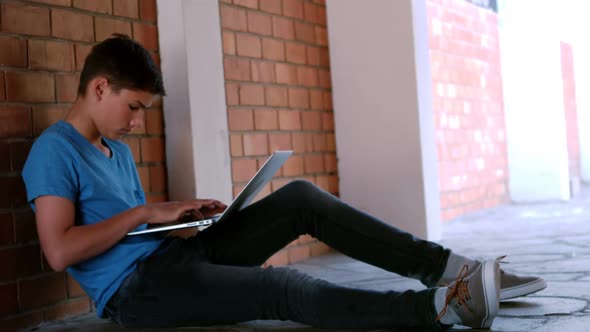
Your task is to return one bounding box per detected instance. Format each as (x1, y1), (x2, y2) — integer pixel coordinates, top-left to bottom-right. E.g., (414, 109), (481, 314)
(22, 121), (164, 316)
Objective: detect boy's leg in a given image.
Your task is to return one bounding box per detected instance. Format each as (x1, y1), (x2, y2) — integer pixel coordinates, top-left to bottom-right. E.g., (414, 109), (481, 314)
(197, 180), (449, 286)
(110, 242), (442, 330)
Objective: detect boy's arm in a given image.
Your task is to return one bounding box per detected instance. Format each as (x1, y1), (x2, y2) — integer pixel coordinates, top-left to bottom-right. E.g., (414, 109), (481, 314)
(34, 195), (226, 271)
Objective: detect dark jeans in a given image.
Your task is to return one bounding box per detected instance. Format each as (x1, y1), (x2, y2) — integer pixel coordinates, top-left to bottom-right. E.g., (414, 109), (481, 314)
(104, 180), (450, 330)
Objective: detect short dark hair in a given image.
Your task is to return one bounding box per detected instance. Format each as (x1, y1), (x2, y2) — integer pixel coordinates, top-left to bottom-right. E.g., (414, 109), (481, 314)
(78, 34), (166, 96)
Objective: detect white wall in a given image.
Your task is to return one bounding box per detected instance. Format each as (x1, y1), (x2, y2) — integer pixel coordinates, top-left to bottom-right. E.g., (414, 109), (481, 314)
(498, 0), (570, 202)
(157, 0), (233, 204)
(326, 0), (441, 240)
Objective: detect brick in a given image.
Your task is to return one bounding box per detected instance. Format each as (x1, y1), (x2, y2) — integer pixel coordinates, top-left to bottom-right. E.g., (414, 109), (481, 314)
(0, 105), (32, 138)
(32, 105), (70, 136)
(220, 5), (247, 31)
(236, 33), (262, 58)
(269, 133), (292, 151)
(0, 176), (27, 209)
(254, 109), (278, 130)
(225, 83), (239, 105)
(315, 26), (328, 46)
(31, 0), (72, 5)
(224, 57), (251, 81)
(275, 63), (297, 85)
(52, 9), (94, 42)
(260, 0), (282, 14)
(323, 91), (332, 110)
(146, 193), (167, 204)
(318, 69), (331, 88)
(309, 90), (323, 110)
(140, 137), (164, 162)
(278, 110), (301, 130)
(324, 153), (337, 172)
(303, 2), (318, 23)
(295, 22), (315, 43)
(73, 0), (112, 13)
(0, 282), (18, 316)
(292, 132), (312, 152)
(146, 109), (163, 135)
(74, 43), (93, 71)
(247, 11), (272, 36)
(139, 0), (157, 22)
(285, 42), (306, 64)
(261, 38), (285, 61)
(0, 73), (4, 101)
(133, 22), (159, 51)
(55, 73), (80, 103)
(297, 67), (318, 87)
(0, 36), (27, 67)
(272, 16), (295, 40)
(230, 134), (243, 157)
(121, 137), (140, 163)
(265, 86), (288, 107)
(304, 154), (324, 173)
(1, 2), (50, 36)
(251, 61), (275, 83)
(311, 133), (326, 152)
(321, 111), (334, 130)
(232, 158), (258, 182)
(282, 155), (304, 176)
(0, 143), (9, 172)
(44, 297), (91, 321)
(282, 0), (304, 20)
(234, 0), (258, 9)
(288, 88), (309, 109)
(28, 40), (75, 72)
(301, 110), (321, 130)
(0, 311), (43, 332)
(0, 213), (13, 245)
(137, 166), (149, 191)
(6, 72), (54, 103)
(114, 0), (139, 18)
(222, 31), (236, 55)
(20, 273), (68, 311)
(326, 133), (336, 151)
(228, 109), (254, 131)
(14, 210), (37, 243)
(306, 46), (320, 66)
(95, 17), (132, 42)
(319, 47), (330, 67)
(239, 84), (265, 105)
(0, 245), (41, 281)
(149, 166), (167, 193)
(243, 133), (268, 156)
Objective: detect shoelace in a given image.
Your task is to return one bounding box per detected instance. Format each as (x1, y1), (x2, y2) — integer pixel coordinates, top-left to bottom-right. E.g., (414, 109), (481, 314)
(435, 264), (470, 322)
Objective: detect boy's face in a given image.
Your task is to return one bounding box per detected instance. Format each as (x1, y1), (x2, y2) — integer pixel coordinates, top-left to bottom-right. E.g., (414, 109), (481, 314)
(92, 82), (158, 140)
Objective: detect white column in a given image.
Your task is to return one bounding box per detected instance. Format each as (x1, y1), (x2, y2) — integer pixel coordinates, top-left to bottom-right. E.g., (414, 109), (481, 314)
(326, 0), (441, 240)
(157, 0), (233, 204)
(498, 0), (570, 201)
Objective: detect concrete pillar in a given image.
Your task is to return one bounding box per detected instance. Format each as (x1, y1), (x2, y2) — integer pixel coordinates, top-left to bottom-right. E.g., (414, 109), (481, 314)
(156, 0), (233, 203)
(326, 0), (441, 240)
(498, 0), (570, 201)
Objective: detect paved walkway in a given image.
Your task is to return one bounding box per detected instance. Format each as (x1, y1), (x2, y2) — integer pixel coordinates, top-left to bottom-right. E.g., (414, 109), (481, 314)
(31, 186), (590, 331)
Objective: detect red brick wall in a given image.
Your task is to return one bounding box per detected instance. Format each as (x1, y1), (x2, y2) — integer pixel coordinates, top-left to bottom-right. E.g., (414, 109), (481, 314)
(561, 42), (580, 179)
(0, 0), (164, 330)
(219, 0), (334, 266)
(427, 0), (509, 221)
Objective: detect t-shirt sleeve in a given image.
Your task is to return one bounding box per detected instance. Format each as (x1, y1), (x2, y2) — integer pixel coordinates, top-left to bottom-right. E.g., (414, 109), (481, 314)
(22, 134), (79, 210)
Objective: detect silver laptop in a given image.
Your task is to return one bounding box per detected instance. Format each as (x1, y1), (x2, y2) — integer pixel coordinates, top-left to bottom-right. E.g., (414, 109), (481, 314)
(127, 150), (293, 235)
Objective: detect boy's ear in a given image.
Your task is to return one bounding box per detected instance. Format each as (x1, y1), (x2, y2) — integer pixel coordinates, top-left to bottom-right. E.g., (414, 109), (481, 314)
(91, 77), (109, 101)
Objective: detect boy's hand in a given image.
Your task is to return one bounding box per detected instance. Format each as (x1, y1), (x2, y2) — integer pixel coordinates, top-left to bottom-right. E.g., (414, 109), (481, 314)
(144, 199), (227, 225)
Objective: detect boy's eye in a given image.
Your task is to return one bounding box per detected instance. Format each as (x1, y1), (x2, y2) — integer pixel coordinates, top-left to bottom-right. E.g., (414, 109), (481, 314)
(129, 105), (140, 111)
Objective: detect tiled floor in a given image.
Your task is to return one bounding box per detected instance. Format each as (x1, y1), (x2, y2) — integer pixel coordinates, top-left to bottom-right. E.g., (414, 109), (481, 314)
(30, 187), (590, 332)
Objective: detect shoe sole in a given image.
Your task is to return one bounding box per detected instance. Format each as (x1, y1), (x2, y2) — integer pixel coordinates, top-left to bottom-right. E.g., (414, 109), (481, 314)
(500, 279), (547, 300)
(480, 259), (499, 328)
